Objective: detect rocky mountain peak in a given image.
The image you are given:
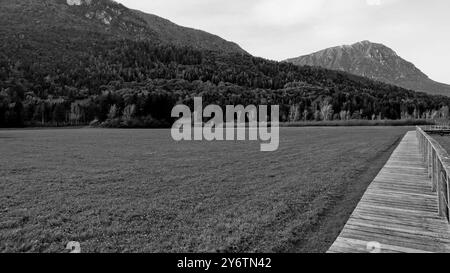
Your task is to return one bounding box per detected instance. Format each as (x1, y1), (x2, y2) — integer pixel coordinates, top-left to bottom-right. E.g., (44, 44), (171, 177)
(66, 0), (116, 7)
(64, 0), (126, 25)
(66, 0), (91, 6)
(284, 41), (450, 96)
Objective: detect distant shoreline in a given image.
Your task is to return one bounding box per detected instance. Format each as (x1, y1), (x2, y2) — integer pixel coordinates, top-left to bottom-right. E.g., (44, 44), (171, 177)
(279, 119), (434, 127)
(0, 119), (434, 130)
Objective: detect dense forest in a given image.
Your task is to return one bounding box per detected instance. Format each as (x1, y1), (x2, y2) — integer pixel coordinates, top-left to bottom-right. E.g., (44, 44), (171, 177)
(1, 39), (450, 128)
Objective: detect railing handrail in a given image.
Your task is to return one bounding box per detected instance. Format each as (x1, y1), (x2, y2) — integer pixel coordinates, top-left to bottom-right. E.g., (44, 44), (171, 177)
(422, 125), (450, 131)
(417, 126), (450, 170)
(416, 126), (450, 222)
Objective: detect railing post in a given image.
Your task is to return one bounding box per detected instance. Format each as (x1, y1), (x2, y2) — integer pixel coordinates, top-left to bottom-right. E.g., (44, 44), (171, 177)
(437, 161), (444, 217)
(428, 142), (433, 179)
(433, 150), (438, 192)
(447, 175), (450, 223)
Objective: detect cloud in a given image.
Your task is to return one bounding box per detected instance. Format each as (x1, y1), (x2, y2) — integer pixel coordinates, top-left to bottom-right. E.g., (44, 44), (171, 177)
(252, 0), (325, 26)
(366, 0), (382, 6)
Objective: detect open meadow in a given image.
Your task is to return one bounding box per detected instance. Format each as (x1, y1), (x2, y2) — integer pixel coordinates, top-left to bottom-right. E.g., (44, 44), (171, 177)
(0, 127), (410, 253)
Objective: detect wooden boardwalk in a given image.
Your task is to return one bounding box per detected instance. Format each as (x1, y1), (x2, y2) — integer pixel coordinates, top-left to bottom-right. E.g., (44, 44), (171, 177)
(328, 131), (450, 253)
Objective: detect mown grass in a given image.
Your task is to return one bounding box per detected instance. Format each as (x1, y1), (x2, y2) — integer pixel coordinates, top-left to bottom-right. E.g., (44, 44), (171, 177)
(0, 127), (409, 253)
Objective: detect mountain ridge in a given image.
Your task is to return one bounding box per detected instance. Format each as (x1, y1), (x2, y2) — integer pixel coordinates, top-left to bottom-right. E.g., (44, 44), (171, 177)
(0, 0), (247, 56)
(285, 41), (450, 97)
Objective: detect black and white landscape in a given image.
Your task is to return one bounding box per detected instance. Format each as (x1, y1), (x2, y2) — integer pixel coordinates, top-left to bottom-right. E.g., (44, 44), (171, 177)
(286, 41), (450, 97)
(1, 0), (450, 256)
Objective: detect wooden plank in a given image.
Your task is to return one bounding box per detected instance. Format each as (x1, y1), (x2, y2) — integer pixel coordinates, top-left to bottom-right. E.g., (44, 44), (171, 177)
(333, 237), (432, 253)
(328, 131), (450, 253)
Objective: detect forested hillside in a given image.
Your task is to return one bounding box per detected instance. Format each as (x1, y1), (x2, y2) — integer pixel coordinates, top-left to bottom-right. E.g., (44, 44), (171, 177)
(1, 39), (450, 128)
(1, 0), (450, 128)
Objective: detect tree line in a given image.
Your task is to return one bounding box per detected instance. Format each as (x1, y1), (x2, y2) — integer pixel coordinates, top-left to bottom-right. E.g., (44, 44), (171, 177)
(1, 39), (450, 128)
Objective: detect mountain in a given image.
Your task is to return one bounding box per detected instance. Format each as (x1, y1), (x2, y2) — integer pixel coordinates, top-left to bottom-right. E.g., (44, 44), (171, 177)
(2, 1), (450, 128)
(285, 41), (450, 97)
(0, 0), (246, 57)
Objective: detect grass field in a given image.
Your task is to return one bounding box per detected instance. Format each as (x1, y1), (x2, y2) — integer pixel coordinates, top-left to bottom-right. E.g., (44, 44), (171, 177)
(0, 127), (409, 253)
(432, 135), (450, 155)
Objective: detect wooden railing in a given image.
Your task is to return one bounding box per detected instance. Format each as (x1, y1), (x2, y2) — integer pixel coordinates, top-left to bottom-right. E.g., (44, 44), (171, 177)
(423, 125), (450, 130)
(422, 125), (450, 135)
(416, 126), (450, 223)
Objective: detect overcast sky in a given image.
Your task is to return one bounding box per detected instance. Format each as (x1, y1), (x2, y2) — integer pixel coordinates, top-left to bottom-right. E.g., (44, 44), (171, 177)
(117, 0), (450, 84)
